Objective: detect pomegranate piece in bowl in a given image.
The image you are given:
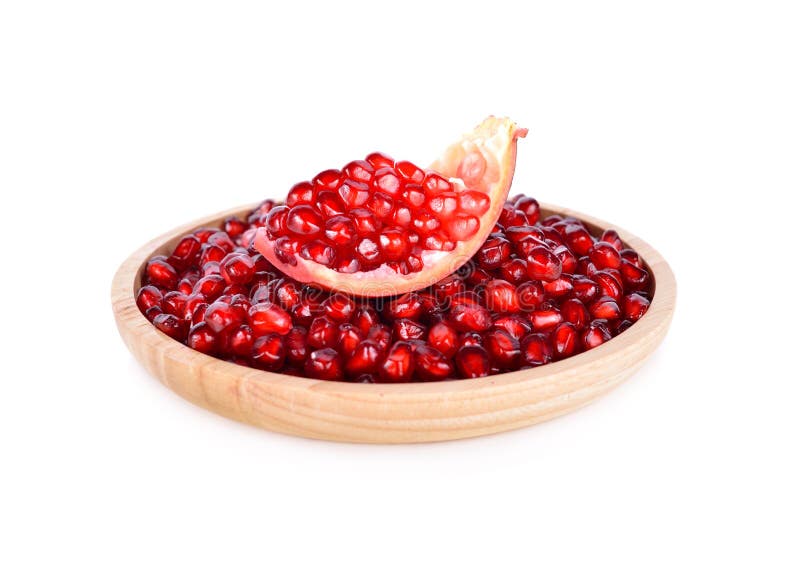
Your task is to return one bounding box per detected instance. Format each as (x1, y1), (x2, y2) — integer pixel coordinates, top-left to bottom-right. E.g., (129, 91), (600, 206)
(253, 116), (527, 297)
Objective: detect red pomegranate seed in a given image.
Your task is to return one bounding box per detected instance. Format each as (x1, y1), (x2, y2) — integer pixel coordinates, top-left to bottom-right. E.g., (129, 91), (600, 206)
(393, 318), (427, 341)
(414, 344), (453, 381)
(589, 242), (622, 270)
(379, 341), (415, 382)
(385, 293), (423, 320)
(343, 159), (375, 183)
(552, 322), (578, 359)
(204, 301), (244, 334)
(252, 334), (285, 371)
(499, 258), (529, 284)
(221, 254), (255, 285)
(622, 293), (650, 321)
(561, 298), (590, 330)
(352, 305), (380, 335)
(284, 327), (309, 366)
(223, 216), (248, 239)
(484, 279), (521, 313)
(492, 314), (532, 340)
(193, 275), (226, 301)
(521, 334), (552, 366)
(460, 332), (483, 348)
(162, 291), (188, 318)
(517, 280), (545, 310)
(572, 277), (601, 304)
(345, 340), (383, 377)
(526, 246), (562, 282)
(321, 293), (355, 322)
(286, 181), (317, 207)
(188, 322), (217, 354)
(317, 191), (346, 218)
(365, 151), (394, 169)
(530, 306), (563, 331)
(620, 248), (643, 267)
(248, 302), (292, 336)
(543, 275), (574, 298)
(307, 316), (339, 349)
(455, 345), (490, 378)
(136, 285), (163, 312)
(514, 196), (540, 224)
(338, 323), (363, 357)
(146, 258), (178, 289)
(476, 236), (512, 269)
(428, 321), (458, 358)
(600, 229), (623, 251)
(170, 235), (201, 269)
(450, 303), (492, 332)
(229, 325), (255, 357)
(590, 297), (621, 320)
(286, 205), (323, 237)
(582, 320), (612, 350)
(312, 169), (343, 192)
(483, 329), (521, 370)
(594, 270), (624, 301)
(619, 260), (650, 291)
(563, 224), (594, 256)
(153, 313), (187, 341)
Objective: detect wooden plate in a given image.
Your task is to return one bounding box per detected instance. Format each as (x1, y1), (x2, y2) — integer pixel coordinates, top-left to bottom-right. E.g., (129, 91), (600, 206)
(111, 203), (676, 443)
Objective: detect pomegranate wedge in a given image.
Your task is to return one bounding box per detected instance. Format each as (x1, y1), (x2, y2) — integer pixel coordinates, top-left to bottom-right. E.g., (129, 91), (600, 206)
(254, 116), (527, 297)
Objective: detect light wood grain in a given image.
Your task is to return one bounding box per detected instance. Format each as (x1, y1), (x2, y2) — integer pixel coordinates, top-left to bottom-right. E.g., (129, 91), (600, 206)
(111, 203), (676, 443)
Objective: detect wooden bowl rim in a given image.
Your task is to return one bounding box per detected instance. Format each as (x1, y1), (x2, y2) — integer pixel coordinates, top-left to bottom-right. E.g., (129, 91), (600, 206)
(111, 202), (676, 400)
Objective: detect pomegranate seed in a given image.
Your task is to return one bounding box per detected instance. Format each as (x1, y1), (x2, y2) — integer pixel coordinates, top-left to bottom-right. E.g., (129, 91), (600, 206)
(572, 277), (601, 304)
(622, 293), (650, 321)
(514, 196), (540, 224)
(526, 247), (562, 282)
(136, 285), (163, 312)
(499, 258), (529, 284)
(455, 345), (490, 378)
(338, 323), (363, 357)
(531, 306), (563, 331)
(193, 275), (226, 301)
(517, 280), (545, 310)
(594, 270), (624, 301)
(252, 334), (285, 371)
(393, 318), (427, 341)
(484, 279), (520, 313)
(379, 341), (415, 382)
(162, 291), (188, 318)
(561, 298), (590, 330)
(476, 236), (512, 269)
(590, 297), (621, 320)
(146, 258), (178, 289)
(223, 216), (248, 239)
(428, 321), (458, 358)
(153, 313), (187, 341)
(414, 345), (453, 382)
(286, 205), (323, 237)
(321, 293), (355, 322)
(589, 242), (622, 270)
(450, 303), (492, 332)
(229, 325), (255, 357)
(601, 229), (623, 251)
(620, 260), (650, 291)
(221, 254), (255, 285)
(492, 314), (532, 340)
(249, 302), (292, 336)
(307, 316), (339, 349)
(483, 329), (521, 370)
(286, 181), (317, 207)
(312, 169), (342, 192)
(204, 301), (244, 334)
(345, 340), (383, 377)
(521, 334), (552, 366)
(367, 324), (392, 352)
(543, 275), (573, 298)
(352, 305), (381, 335)
(188, 322), (217, 354)
(170, 235), (201, 268)
(582, 320), (612, 350)
(552, 322), (578, 359)
(563, 224), (594, 256)
(460, 332), (483, 348)
(285, 327), (309, 366)
(343, 159), (375, 183)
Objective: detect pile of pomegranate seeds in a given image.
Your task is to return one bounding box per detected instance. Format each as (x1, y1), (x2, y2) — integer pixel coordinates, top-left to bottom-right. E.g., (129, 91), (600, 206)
(138, 195), (651, 382)
(264, 153), (490, 274)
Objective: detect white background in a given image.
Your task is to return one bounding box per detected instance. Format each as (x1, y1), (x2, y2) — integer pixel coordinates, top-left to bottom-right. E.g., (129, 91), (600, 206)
(1, 1), (798, 565)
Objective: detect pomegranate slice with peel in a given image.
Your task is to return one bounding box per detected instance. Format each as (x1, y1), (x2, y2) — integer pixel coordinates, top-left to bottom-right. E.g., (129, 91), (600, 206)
(254, 116), (527, 297)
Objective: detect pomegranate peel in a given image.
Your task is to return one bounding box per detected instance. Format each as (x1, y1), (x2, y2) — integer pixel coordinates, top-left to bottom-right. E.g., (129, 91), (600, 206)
(254, 116), (527, 297)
